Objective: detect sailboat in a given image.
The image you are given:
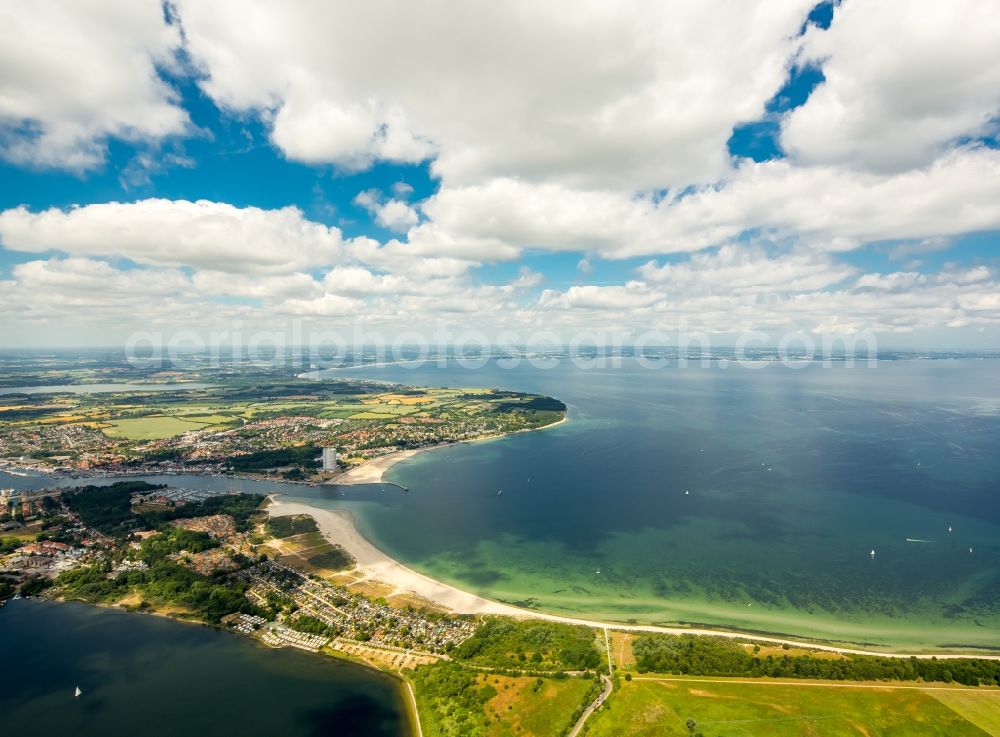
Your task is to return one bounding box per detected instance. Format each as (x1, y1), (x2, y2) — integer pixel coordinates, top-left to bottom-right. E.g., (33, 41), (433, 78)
(75, 687), (82, 698)
(870, 549), (876, 558)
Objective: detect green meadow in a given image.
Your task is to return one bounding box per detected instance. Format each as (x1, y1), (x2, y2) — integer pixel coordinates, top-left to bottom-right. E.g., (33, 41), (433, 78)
(587, 677), (999, 737)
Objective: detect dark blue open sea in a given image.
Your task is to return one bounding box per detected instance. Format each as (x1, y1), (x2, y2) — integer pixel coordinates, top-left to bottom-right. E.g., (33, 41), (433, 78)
(4, 358), (997, 652)
(288, 358), (1000, 651)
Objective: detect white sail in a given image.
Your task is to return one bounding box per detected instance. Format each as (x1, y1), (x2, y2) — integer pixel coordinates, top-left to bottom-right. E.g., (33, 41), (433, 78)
(75, 687), (82, 698)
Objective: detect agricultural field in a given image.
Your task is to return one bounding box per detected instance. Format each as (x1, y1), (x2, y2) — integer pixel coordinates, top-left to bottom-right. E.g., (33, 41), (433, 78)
(102, 416), (219, 440)
(930, 690), (1000, 736)
(587, 677), (999, 737)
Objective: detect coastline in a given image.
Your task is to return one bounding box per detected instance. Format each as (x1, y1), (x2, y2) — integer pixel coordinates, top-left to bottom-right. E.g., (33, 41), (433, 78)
(269, 498), (528, 616)
(334, 414), (569, 485)
(267, 496), (1000, 662)
(0, 413), (569, 484)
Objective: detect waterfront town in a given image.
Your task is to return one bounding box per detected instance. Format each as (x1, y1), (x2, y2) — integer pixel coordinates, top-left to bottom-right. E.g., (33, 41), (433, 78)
(236, 559), (475, 655)
(1, 480), (474, 667)
(0, 379), (566, 481)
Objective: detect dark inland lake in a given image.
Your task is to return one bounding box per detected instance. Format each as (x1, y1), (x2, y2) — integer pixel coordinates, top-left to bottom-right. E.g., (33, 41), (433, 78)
(0, 599), (411, 737)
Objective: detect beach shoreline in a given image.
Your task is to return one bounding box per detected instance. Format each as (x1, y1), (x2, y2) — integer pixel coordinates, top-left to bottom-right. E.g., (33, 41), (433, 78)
(268, 498), (528, 616)
(266, 495), (1000, 662)
(333, 414), (569, 485)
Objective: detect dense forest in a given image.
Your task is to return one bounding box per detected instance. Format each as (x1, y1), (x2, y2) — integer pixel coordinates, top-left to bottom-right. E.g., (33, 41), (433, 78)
(62, 482), (264, 537)
(52, 488), (269, 622)
(229, 445), (321, 472)
(55, 526), (264, 623)
(410, 662), (498, 737)
(62, 481), (164, 536)
(633, 634), (1000, 687)
(143, 493), (265, 531)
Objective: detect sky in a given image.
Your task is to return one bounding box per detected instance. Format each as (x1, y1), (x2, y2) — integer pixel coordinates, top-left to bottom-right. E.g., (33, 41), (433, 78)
(1, 0), (999, 350)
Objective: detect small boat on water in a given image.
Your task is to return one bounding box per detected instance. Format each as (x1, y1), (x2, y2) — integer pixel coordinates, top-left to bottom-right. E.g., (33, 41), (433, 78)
(870, 549), (876, 558)
(75, 687), (82, 698)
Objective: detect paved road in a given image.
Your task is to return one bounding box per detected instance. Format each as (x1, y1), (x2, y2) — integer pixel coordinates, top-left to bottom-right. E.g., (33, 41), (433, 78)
(568, 674), (614, 737)
(568, 630), (616, 737)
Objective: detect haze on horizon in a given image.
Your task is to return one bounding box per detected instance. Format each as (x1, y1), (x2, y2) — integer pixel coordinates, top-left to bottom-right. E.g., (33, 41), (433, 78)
(0, 0), (999, 350)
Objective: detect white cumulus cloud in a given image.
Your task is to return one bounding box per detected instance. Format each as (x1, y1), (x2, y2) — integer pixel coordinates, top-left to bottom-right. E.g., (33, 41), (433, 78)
(782, 0), (1000, 172)
(0, 199), (347, 273)
(0, 0), (190, 170)
(174, 0), (814, 188)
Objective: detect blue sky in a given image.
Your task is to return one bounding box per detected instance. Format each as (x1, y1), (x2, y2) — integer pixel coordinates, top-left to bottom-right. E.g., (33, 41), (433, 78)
(0, 0), (998, 349)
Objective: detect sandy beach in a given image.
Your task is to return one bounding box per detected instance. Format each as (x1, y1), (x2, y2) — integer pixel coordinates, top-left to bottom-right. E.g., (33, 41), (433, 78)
(334, 449), (425, 485)
(266, 497), (1000, 661)
(334, 415), (569, 486)
(268, 498), (526, 616)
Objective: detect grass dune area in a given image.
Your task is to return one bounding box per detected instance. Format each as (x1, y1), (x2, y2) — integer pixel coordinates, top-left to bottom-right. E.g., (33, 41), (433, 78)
(480, 674), (596, 737)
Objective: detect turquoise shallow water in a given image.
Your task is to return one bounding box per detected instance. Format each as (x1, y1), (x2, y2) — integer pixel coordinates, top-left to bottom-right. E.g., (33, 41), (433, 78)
(291, 359), (1000, 652)
(0, 599), (410, 736)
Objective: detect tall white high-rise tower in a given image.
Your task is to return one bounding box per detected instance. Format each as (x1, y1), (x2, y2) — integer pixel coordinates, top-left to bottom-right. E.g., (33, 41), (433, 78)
(322, 447), (338, 472)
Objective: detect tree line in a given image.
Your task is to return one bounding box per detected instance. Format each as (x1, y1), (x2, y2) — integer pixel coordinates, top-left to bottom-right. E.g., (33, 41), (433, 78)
(633, 634), (1000, 687)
